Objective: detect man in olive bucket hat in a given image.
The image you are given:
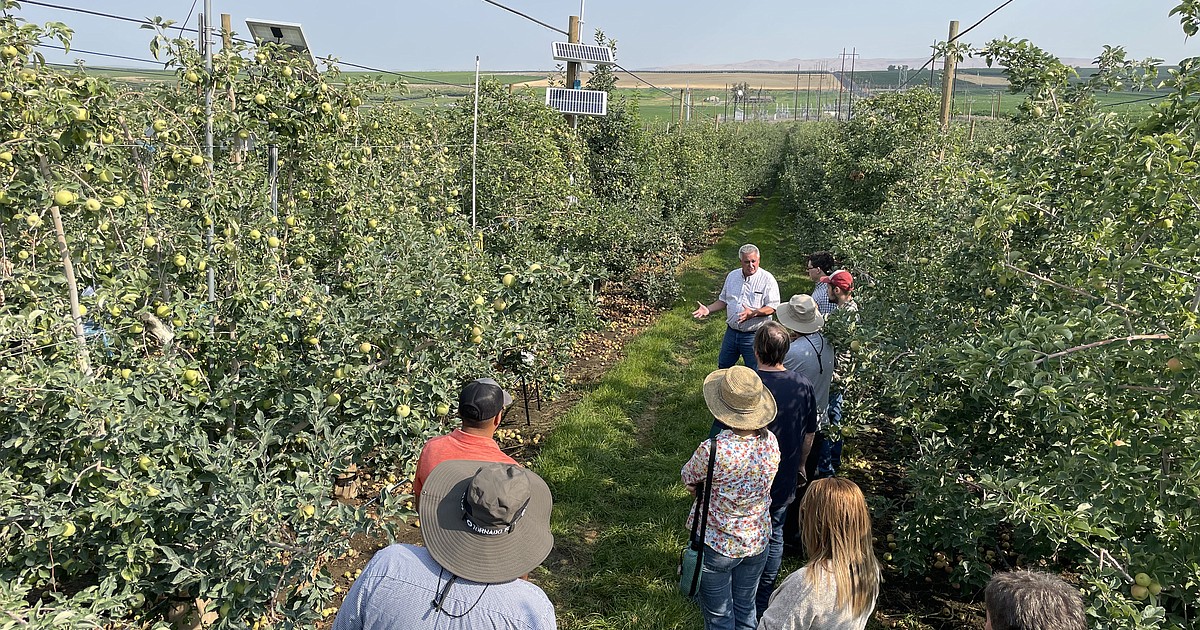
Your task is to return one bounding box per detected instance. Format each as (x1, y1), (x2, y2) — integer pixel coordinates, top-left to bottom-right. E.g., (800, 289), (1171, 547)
(332, 461), (556, 629)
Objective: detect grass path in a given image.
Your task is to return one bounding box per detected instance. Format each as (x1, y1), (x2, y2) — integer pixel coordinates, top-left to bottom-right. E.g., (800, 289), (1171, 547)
(534, 196), (814, 629)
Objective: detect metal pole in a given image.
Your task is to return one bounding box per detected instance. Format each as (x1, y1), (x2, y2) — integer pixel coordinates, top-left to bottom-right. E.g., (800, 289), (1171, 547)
(805, 71), (812, 121)
(837, 48), (846, 121)
(848, 47), (856, 120)
(794, 64), (800, 120)
(202, 2), (215, 304)
(472, 55), (480, 231)
(269, 145), (278, 220)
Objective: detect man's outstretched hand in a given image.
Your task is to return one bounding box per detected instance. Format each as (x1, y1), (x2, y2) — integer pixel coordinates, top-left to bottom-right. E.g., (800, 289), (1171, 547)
(692, 302), (710, 319)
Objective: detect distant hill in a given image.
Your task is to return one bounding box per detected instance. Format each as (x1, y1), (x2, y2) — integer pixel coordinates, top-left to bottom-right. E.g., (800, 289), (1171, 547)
(644, 57), (1097, 72)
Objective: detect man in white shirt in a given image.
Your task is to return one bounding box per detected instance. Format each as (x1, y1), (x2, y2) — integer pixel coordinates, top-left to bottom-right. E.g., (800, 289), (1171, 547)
(692, 244), (781, 370)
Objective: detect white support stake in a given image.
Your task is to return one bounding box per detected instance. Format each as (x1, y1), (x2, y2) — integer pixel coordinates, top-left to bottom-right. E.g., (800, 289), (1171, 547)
(472, 55), (480, 232)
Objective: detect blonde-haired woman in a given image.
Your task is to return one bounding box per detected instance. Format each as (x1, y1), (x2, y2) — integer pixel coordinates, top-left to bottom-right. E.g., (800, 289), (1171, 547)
(757, 478), (880, 630)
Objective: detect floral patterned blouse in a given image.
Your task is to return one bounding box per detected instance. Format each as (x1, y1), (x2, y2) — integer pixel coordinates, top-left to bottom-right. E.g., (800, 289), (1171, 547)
(681, 429), (780, 558)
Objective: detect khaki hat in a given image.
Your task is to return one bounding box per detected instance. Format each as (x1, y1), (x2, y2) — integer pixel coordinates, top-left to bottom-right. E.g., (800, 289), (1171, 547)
(776, 294), (824, 334)
(420, 461), (553, 583)
(702, 366), (777, 431)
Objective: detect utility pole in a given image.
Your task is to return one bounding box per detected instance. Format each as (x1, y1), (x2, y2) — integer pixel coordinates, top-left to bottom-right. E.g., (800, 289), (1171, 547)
(804, 70), (812, 121)
(815, 62), (823, 119)
(794, 64), (800, 121)
(679, 89), (686, 123)
(939, 20), (960, 129)
(847, 47), (858, 120)
(837, 48), (846, 121)
(564, 15), (580, 126)
(724, 83), (729, 122)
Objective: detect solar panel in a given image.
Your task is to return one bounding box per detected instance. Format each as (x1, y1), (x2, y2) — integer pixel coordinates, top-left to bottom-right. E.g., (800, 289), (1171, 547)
(245, 18), (315, 66)
(552, 42), (616, 65)
(545, 88), (608, 116)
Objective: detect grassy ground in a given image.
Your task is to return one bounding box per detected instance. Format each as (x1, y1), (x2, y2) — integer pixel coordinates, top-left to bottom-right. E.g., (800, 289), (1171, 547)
(532, 197), (813, 629)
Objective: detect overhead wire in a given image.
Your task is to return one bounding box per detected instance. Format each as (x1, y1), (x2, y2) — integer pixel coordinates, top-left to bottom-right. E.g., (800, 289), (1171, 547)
(178, 0), (199, 39)
(36, 42), (162, 66)
(612, 62), (681, 101)
(334, 61), (473, 88)
(470, 0), (676, 101)
(19, 0), (472, 88)
(899, 0), (1015, 90)
(1099, 93), (1172, 108)
(479, 0), (568, 36)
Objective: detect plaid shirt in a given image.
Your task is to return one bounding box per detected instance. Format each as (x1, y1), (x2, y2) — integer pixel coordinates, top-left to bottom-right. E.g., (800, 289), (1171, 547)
(811, 281), (836, 316)
(333, 544), (556, 630)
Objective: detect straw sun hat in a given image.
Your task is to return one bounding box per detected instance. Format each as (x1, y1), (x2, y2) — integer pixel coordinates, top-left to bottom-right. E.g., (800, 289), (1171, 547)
(702, 365), (777, 430)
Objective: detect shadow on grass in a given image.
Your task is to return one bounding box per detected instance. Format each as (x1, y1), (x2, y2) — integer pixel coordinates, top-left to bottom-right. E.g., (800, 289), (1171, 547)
(535, 198), (815, 629)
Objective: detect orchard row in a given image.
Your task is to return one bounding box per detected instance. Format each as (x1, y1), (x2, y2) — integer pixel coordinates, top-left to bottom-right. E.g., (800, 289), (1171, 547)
(0, 7), (783, 628)
(780, 33), (1200, 630)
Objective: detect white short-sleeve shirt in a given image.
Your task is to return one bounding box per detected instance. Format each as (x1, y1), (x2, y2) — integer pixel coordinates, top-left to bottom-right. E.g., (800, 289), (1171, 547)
(718, 268), (781, 332)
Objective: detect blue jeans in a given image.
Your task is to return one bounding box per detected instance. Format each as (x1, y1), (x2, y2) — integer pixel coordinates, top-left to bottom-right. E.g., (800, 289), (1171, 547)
(816, 390), (845, 478)
(718, 327), (757, 371)
(755, 503), (790, 616)
(699, 543), (768, 630)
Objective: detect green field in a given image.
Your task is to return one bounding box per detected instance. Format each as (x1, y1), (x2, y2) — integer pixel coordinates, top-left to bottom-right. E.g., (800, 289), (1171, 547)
(49, 64), (1172, 124)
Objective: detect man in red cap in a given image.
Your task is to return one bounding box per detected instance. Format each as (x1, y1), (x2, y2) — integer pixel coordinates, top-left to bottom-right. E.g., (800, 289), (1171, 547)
(817, 270), (857, 478)
(412, 378), (517, 504)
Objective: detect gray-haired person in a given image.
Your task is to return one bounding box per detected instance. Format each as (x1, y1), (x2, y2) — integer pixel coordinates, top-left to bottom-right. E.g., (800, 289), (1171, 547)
(692, 244), (781, 371)
(984, 570), (1086, 630)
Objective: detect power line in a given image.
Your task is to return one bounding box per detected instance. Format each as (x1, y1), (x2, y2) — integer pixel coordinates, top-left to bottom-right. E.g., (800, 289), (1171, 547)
(1099, 93), (1171, 108)
(900, 0), (1015, 90)
(18, 0), (172, 30)
(479, 0), (568, 36)
(37, 42), (162, 67)
(22, 1), (475, 89)
(612, 63), (680, 100)
(334, 61), (473, 88)
(178, 0), (200, 39)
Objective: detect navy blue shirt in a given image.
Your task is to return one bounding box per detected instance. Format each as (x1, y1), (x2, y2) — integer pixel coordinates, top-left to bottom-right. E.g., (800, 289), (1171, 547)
(757, 368), (817, 509)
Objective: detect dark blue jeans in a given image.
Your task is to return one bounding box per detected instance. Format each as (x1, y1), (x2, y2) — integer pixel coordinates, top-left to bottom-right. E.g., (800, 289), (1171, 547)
(755, 502), (791, 617)
(699, 543), (768, 630)
(816, 390), (845, 478)
(718, 327), (757, 371)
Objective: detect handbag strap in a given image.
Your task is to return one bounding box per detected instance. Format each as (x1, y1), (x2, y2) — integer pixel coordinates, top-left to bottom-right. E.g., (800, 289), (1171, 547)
(689, 435), (719, 548)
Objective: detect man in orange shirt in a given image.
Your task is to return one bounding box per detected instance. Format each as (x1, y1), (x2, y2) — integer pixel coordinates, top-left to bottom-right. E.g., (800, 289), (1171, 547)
(412, 378), (517, 504)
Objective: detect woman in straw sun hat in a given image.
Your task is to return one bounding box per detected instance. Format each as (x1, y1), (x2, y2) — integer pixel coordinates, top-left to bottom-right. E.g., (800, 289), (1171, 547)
(681, 365), (780, 630)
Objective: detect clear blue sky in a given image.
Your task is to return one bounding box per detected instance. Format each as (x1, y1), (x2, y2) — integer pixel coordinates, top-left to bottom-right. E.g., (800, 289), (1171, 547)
(9, 0), (1196, 70)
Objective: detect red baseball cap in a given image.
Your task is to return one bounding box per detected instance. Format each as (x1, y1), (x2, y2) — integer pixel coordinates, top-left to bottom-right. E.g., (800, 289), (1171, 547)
(822, 270), (853, 292)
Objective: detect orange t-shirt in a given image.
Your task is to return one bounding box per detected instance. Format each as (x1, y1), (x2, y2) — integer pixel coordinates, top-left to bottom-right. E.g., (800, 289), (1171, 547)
(412, 429), (518, 499)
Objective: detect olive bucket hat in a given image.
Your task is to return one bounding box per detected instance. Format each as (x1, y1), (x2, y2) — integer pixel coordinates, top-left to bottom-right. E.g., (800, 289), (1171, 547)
(420, 461), (553, 583)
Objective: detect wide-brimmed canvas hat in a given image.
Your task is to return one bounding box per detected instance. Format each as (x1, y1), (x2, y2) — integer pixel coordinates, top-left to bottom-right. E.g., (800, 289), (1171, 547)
(776, 294), (824, 334)
(421, 461), (553, 583)
(702, 365), (777, 430)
